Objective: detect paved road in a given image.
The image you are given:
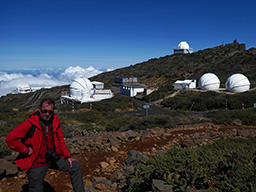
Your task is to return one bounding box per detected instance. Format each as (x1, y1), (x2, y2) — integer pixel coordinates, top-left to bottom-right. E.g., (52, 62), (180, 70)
(121, 98), (171, 117)
(24, 89), (46, 106)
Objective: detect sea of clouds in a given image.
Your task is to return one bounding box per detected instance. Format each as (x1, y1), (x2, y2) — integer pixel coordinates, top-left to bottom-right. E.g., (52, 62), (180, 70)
(0, 66), (112, 97)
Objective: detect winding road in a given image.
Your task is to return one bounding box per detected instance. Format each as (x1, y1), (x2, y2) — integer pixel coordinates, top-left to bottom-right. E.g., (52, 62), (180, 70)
(23, 88), (46, 106)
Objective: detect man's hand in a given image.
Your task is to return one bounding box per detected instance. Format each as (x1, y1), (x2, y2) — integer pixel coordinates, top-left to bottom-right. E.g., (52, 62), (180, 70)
(67, 157), (77, 168)
(27, 147), (33, 156)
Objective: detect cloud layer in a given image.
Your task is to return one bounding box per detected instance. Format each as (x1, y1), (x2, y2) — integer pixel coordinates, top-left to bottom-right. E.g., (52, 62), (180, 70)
(0, 66), (106, 97)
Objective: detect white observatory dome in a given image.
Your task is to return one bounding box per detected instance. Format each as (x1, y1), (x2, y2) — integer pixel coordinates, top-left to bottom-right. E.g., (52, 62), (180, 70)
(198, 73), (220, 90)
(177, 41), (190, 49)
(225, 73), (250, 92)
(70, 77), (94, 99)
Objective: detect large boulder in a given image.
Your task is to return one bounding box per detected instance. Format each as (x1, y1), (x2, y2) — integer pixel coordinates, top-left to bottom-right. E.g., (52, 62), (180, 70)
(0, 159), (18, 177)
(126, 150), (148, 166)
(108, 136), (120, 149)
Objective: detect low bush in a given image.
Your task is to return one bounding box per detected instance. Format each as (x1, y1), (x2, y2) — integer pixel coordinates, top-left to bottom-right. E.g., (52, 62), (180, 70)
(207, 108), (256, 125)
(144, 84), (174, 102)
(161, 91), (256, 112)
(75, 110), (104, 123)
(0, 140), (11, 158)
(77, 122), (95, 131)
(92, 95), (136, 112)
(126, 138), (256, 192)
(105, 114), (133, 131)
(161, 96), (192, 110)
(227, 92), (256, 109)
(128, 114), (176, 131)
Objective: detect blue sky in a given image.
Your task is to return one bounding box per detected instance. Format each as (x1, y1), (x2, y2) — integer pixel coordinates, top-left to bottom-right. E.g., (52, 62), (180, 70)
(0, 0), (255, 70)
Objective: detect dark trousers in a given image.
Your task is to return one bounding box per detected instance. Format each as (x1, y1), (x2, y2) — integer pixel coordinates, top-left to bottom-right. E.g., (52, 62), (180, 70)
(27, 158), (85, 192)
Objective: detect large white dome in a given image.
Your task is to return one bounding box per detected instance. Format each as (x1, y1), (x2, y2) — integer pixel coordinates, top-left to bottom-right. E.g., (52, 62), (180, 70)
(178, 41), (190, 49)
(70, 77), (94, 98)
(225, 73), (250, 92)
(198, 73), (220, 90)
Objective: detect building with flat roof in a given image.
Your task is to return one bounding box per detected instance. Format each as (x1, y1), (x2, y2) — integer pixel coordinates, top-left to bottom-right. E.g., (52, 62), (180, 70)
(120, 83), (146, 97)
(173, 79), (196, 89)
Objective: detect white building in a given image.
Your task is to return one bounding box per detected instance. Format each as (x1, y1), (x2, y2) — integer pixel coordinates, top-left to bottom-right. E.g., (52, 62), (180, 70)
(61, 77), (113, 103)
(173, 79), (196, 89)
(91, 81), (104, 89)
(174, 41), (193, 54)
(198, 73), (220, 90)
(15, 84), (31, 94)
(225, 73), (250, 92)
(120, 84), (146, 97)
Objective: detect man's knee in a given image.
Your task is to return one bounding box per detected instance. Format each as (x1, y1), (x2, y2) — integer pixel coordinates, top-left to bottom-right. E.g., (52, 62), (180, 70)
(71, 161), (82, 171)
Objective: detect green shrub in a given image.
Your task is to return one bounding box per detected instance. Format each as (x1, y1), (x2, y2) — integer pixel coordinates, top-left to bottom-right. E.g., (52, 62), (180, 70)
(191, 92), (226, 111)
(126, 138), (256, 192)
(227, 92), (256, 109)
(75, 110), (104, 123)
(128, 114), (176, 130)
(161, 91), (256, 111)
(63, 131), (73, 138)
(227, 96), (244, 110)
(207, 108), (256, 125)
(0, 140), (11, 158)
(92, 95), (136, 112)
(77, 123), (95, 131)
(161, 96), (192, 110)
(105, 114), (132, 131)
(144, 84), (174, 102)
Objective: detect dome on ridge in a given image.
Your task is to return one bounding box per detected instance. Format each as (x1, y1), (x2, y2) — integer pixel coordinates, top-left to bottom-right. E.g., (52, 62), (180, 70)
(225, 74), (250, 92)
(177, 41), (190, 49)
(198, 73), (220, 90)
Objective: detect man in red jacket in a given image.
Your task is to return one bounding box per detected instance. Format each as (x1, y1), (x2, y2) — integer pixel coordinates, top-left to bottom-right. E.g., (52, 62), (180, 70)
(6, 98), (85, 192)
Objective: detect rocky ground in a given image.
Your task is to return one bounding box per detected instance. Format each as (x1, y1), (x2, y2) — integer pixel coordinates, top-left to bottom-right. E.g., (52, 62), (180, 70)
(1, 123), (256, 192)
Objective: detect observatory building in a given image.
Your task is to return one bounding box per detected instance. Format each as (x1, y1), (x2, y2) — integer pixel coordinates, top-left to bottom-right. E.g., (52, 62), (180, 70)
(225, 73), (250, 93)
(173, 79), (196, 89)
(174, 41), (193, 54)
(198, 73), (220, 90)
(120, 84), (146, 97)
(15, 84), (31, 94)
(115, 77), (147, 97)
(61, 77), (113, 103)
(69, 77), (94, 100)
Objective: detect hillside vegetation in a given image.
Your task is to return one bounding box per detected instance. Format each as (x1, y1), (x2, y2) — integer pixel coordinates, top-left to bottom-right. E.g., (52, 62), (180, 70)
(1, 41), (256, 192)
(91, 40), (256, 89)
(1, 40), (256, 143)
(126, 137), (256, 192)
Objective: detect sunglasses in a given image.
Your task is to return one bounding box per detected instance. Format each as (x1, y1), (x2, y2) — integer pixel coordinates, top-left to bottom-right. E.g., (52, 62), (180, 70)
(40, 109), (54, 115)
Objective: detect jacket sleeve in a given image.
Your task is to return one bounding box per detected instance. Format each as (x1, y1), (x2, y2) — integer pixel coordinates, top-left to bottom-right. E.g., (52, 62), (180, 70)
(56, 125), (71, 158)
(5, 119), (32, 154)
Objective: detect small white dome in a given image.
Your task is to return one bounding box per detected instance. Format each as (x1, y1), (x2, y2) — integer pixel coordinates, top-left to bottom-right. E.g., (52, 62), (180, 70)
(198, 73), (220, 90)
(70, 77), (94, 98)
(225, 73), (250, 92)
(178, 41), (190, 49)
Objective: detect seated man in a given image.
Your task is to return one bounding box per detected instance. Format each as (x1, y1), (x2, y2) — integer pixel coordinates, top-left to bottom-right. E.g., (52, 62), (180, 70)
(6, 97), (85, 192)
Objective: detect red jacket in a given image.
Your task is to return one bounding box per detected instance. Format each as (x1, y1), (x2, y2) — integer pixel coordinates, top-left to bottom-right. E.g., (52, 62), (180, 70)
(6, 110), (71, 172)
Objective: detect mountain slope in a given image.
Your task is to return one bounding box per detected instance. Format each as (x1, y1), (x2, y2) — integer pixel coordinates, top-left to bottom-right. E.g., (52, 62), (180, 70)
(90, 40), (256, 88)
